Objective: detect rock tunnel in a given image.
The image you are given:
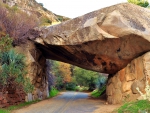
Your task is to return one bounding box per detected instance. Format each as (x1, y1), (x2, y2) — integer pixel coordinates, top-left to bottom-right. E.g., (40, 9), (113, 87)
(17, 3), (150, 104)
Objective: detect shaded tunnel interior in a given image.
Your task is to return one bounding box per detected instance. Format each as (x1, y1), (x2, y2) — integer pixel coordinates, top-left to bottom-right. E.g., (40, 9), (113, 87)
(34, 34), (150, 74)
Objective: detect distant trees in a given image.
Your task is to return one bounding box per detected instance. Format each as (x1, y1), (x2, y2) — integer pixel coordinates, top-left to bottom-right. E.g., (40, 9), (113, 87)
(127, 0), (149, 7)
(73, 67), (101, 91)
(50, 60), (107, 91)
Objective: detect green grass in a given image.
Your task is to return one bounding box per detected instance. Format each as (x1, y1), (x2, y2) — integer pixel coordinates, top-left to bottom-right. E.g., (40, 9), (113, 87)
(0, 100), (40, 113)
(0, 109), (10, 113)
(117, 100), (150, 113)
(7, 100), (40, 111)
(49, 87), (59, 97)
(91, 85), (106, 98)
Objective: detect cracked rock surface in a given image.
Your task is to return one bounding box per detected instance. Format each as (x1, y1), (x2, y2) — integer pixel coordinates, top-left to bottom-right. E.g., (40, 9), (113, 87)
(27, 3), (150, 74)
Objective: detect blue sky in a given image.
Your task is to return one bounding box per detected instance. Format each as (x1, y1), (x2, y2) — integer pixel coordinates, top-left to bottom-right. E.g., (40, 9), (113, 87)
(35, 0), (127, 18)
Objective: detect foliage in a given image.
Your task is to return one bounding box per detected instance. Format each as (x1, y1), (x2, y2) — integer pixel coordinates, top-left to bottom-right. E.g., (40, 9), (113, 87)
(23, 78), (34, 93)
(73, 66), (100, 91)
(51, 60), (72, 90)
(0, 109), (10, 113)
(50, 60), (106, 91)
(0, 100), (40, 113)
(40, 16), (52, 26)
(49, 87), (59, 97)
(91, 85), (106, 98)
(75, 86), (89, 92)
(0, 35), (13, 52)
(117, 100), (150, 113)
(128, 0), (149, 7)
(65, 82), (76, 90)
(95, 74), (107, 90)
(0, 35), (33, 93)
(7, 100), (40, 111)
(58, 62), (72, 83)
(0, 50), (26, 85)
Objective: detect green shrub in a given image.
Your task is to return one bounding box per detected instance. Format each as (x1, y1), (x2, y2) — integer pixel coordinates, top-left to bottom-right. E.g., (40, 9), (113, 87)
(49, 87), (59, 97)
(91, 85), (106, 98)
(128, 0), (149, 7)
(40, 16), (52, 26)
(65, 82), (76, 90)
(75, 86), (89, 92)
(23, 77), (34, 93)
(0, 35), (34, 93)
(0, 35), (13, 52)
(117, 100), (150, 113)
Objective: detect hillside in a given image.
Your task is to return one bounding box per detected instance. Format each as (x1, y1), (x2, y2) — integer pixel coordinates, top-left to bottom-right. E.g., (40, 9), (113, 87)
(1, 0), (69, 26)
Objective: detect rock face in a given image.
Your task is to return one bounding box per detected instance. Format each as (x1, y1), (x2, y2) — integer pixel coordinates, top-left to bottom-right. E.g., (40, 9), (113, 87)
(1, 0), (69, 24)
(0, 85), (25, 108)
(15, 41), (48, 101)
(106, 51), (150, 104)
(26, 3), (150, 74)
(17, 3), (150, 104)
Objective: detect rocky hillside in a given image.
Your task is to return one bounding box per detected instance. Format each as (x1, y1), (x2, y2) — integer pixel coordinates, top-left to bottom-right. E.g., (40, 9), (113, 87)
(1, 0), (69, 25)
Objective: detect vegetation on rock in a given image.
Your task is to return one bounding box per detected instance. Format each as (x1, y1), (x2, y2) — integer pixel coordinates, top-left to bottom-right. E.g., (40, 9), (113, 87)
(0, 2), (38, 45)
(0, 35), (34, 94)
(117, 100), (150, 113)
(128, 0), (149, 7)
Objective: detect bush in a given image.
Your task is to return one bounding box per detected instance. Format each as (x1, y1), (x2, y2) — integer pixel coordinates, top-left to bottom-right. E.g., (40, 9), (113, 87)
(75, 86), (89, 92)
(91, 85), (106, 98)
(40, 16), (52, 26)
(65, 82), (76, 90)
(49, 87), (59, 97)
(0, 35), (34, 93)
(128, 0), (149, 7)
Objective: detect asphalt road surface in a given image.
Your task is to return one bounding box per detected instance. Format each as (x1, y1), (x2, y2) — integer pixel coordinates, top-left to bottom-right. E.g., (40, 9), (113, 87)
(13, 91), (104, 113)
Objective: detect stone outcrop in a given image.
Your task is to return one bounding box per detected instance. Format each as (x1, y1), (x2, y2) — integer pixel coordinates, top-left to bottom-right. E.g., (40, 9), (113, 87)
(0, 0), (69, 25)
(15, 41), (49, 101)
(26, 3), (150, 74)
(106, 51), (150, 104)
(4, 3), (150, 104)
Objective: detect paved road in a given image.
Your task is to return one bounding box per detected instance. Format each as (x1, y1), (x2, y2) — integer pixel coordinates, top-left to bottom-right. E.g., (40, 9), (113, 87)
(13, 91), (103, 113)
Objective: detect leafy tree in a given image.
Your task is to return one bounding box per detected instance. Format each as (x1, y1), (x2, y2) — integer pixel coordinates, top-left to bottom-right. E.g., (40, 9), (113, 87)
(51, 60), (64, 90)
(58, 62), (72, 83)
(50, 60), (72, 90)
(95, 74), (107, 90)
(128, 0), (149, 7)
(73, 66), (100, 91)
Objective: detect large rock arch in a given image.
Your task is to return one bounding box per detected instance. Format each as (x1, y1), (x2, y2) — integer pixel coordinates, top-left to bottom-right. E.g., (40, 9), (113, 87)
(18, 3), (150, 103)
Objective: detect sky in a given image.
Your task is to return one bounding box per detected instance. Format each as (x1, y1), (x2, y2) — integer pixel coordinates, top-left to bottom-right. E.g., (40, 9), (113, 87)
(35, 0), (127, 18)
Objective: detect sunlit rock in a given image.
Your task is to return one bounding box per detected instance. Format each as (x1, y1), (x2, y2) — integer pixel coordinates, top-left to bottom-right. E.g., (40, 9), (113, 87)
(26, 3), (150, 74)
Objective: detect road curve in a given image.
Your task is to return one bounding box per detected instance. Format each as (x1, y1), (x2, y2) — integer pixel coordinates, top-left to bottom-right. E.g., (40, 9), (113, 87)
(12, 91), (103, 113)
